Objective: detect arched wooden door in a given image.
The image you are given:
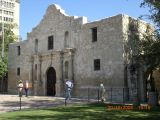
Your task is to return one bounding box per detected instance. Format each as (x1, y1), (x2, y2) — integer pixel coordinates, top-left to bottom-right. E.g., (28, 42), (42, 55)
(46, 67), (56, 96)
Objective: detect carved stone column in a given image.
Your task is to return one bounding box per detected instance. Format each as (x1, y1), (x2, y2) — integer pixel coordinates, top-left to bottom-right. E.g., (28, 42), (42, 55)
(33, 55), (38, 96)
(37, 55), (43, 95)
(70, 49), (75, 96)
(70, 50), (74, 82)
(60, 51), (64, 96)
(29, 56), (34, 95)
(34, 80), (38, 95)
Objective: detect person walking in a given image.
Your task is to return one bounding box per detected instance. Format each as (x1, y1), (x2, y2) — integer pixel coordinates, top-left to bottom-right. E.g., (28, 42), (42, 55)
(24, 80), (29, 97)
(99, 83), (106, 102)
(65, 79), (73, 100)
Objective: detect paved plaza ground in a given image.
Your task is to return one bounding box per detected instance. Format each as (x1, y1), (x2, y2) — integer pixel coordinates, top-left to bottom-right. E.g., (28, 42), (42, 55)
(0, 94), (87, 113)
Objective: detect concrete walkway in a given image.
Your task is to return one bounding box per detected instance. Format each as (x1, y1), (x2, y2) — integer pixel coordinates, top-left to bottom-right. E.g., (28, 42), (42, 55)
(0, 94), (87, 113)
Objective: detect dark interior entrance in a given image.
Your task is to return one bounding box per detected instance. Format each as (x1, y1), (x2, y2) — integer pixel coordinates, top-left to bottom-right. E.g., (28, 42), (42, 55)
(47, 67), (56, 96)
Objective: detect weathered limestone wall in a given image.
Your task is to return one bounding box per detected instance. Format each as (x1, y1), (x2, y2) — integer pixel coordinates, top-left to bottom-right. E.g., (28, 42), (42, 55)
(74, 15), (125, 98)
(8, 4), (84, 96)
(8, 5), (126, 99)
(8, 40), (30, 94)
(75, 15), (123, 87)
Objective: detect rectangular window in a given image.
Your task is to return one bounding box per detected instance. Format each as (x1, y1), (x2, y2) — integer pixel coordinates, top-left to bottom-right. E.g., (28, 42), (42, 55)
(17, 46), (20, 56)
(35, 64), (37, 70)
(94, 59), (100, 71)
(17, 67), (20, 76)
(35, 39), (38, 53)
(92, 27), (97, 42)
(48, 35), (54, 50)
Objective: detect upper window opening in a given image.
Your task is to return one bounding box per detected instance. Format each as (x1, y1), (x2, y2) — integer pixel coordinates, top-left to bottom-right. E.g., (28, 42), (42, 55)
(64, 31), (69, 48)
(17, 67), (20, 76)
(35, 39), (38, 53)
(17, 46), (20, 56)
(48, 35), (54, 50)
(92, 27), (97, 42)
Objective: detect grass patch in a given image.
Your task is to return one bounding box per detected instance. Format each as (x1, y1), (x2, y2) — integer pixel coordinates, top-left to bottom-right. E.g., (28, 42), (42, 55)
(0, 103), (160, 120)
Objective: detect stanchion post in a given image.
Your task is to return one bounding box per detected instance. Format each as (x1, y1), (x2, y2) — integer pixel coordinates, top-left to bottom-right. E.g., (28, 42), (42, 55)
(123, 88), (125, 104)
(98, 88), (99, 103)
(64, 89), (67, 106)
(65, 99), (67, 106)
(88, 88), (90, 102)
(20, 94), (22, 110)
(111, 88), (112, 102)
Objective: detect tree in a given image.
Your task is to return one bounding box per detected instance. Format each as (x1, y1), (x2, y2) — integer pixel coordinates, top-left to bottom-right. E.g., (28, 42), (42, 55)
(140, 29), (160, 91)
(0, 56), (7, 78)
(139, 0), (160, 92)
(0, 23), (17, 78)
(140, 0), (160, 30)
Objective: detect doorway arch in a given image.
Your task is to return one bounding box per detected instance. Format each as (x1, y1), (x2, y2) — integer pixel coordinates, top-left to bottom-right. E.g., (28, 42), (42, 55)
(46, 67), (56, 96)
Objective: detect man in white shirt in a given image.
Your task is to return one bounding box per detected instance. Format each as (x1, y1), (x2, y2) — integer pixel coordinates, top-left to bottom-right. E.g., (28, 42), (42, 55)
(65, 79), (73, 100)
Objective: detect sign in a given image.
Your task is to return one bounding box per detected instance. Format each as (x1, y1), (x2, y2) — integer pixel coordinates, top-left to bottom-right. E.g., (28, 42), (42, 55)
(23, 83), (32, 88)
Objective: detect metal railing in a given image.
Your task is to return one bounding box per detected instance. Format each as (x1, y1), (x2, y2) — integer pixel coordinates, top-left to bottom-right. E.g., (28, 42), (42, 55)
(73, 87), (141, 103)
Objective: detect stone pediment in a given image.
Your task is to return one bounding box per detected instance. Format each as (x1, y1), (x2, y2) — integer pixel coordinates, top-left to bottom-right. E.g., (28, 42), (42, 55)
(46, 4), (68, 16)
(30, 4), (80, 35)
(33, 4), (69, 30)
(43, 4), (69, 20)
(28, 4), (88, 39)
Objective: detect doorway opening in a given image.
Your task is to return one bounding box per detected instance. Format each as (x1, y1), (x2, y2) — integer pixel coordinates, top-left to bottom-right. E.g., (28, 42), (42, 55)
(46, 67), (56, 96)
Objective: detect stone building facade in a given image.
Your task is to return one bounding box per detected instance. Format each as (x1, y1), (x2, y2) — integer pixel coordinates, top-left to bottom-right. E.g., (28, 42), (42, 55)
(8, 4), (154, 102)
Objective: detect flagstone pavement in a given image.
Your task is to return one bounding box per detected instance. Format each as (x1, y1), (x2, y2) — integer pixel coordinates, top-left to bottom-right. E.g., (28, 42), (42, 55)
(0, 94), (88, 113)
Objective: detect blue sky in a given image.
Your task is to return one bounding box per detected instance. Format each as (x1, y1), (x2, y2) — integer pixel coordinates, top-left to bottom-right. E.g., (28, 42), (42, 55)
(20, 0), (150, 40)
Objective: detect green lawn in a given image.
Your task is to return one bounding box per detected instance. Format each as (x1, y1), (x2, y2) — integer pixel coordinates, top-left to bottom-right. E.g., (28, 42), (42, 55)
(0, 103), (160, 120)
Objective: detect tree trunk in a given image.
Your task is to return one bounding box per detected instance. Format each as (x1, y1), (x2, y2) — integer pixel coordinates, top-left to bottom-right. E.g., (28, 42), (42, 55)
(144, 68), (156, 92)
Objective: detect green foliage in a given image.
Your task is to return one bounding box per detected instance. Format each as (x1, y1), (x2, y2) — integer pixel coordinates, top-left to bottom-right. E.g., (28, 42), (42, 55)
(140, 0), (160, 68)
(140, 31), (160, 91)
(141, 31), (160, 69)
(138, 0), (160, 91)
(0, 23), (17, 52)
(127, 17), (160, 91)
(0, 23), (17, 78)
(140, 0), (160, 30)
(0, 56), (7, 78)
